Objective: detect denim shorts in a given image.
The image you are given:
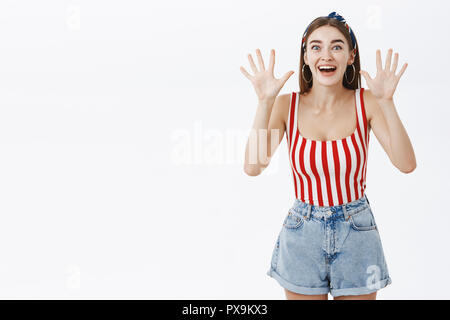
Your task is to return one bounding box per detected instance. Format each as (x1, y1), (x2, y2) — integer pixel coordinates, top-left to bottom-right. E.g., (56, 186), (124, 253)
(266, 194), (392, 297)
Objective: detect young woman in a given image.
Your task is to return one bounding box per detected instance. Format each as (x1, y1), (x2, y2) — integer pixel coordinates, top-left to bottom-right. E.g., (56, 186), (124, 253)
(241, 12), (416, 300)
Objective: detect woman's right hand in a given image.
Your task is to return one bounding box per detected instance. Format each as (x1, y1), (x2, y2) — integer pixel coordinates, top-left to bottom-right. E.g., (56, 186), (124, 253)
(240, 49), (294, 102)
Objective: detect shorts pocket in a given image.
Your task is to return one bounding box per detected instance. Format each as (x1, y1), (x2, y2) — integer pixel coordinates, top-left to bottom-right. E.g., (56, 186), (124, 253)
(349, 206), (377, 231)
(282, 209), (305, 229)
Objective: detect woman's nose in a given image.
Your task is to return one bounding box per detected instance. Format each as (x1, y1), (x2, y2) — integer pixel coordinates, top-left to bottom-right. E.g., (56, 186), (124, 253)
(321, 49), (334, 60)
(321, 53), (333, 60)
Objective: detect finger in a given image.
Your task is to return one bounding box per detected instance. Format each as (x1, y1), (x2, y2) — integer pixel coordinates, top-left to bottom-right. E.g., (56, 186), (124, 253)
(359, 70), (373, 83)
(392, 52), (399, 73)
(268, 49), (275, 75)
(396, 62), (408, 78)
(385, 48), (393, 72)
(256, 48), (266, 71)
(279, 70), (294, 86)
(247, 53), (258, 74)
(240, 66), (253, 80)
(376, 49), (382, 71)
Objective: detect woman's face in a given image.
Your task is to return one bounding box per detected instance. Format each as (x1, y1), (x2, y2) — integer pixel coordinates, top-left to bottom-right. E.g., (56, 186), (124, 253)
(304, 25), (355, 87)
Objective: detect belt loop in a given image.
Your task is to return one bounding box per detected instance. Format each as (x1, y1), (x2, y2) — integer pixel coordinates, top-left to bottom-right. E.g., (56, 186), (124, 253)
(306, 205), (311, 220)
(343, 204), (349, 221)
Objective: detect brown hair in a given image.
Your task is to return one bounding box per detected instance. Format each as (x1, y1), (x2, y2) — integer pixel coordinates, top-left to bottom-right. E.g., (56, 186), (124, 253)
(299, 17), (361, 94)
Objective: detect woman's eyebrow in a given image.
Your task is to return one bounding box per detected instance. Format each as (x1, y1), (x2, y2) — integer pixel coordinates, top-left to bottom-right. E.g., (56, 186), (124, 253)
(309, 39), (345, 44)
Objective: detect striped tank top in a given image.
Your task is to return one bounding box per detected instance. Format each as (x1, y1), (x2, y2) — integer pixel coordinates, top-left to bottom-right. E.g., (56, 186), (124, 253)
(286, 88), (370, 206)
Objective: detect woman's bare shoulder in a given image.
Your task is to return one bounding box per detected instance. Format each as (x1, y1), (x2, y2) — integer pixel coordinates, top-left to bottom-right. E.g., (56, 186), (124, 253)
(273, 93), (293, 125)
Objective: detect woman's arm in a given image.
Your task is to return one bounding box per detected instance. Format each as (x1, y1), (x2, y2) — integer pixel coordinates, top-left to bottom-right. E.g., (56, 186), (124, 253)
(243, 94), (288, 176)
(240, 48), (294, 176)
(360, 48), (416, 173)
(366, 90), (416, 173)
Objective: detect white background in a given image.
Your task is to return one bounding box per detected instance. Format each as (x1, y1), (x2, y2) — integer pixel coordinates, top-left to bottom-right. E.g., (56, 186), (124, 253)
(0, 0), (448, 299)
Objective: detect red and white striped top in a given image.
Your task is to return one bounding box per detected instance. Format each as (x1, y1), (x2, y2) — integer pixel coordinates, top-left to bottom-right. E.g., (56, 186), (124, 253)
(286, 88), (370, 206)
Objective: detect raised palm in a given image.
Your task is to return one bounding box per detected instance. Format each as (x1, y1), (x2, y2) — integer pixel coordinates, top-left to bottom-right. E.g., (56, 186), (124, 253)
(240, 49), (294, 101)
(360, 48), (408, 101)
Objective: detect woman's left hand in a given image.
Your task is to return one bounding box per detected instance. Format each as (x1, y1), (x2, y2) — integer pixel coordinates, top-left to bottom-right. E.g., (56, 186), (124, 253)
(359, 48), (408, 101)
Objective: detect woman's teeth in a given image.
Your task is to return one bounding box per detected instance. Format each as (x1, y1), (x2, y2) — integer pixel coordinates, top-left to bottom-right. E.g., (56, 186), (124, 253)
(318, 66), (337, 74)
(318, 66), (336, 72)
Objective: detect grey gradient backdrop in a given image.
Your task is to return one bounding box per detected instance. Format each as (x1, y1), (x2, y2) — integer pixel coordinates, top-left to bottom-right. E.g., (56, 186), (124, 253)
(0, 0), (447, 299)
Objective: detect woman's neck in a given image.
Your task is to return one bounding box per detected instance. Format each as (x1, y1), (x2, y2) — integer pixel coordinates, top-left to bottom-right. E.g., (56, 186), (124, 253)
(305, 84), (352, 113)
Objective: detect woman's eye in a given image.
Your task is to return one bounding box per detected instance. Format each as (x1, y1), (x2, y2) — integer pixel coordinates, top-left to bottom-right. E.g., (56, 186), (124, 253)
(311, 45), (342, 50)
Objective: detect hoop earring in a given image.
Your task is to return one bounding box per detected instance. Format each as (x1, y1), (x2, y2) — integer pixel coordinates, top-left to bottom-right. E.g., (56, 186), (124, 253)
(302, 64), (312, 83)
(345, 64), (356, 83)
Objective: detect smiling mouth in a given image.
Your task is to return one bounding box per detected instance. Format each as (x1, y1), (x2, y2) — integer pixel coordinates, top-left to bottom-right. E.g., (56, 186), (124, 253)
(318, 66), (337, 73)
